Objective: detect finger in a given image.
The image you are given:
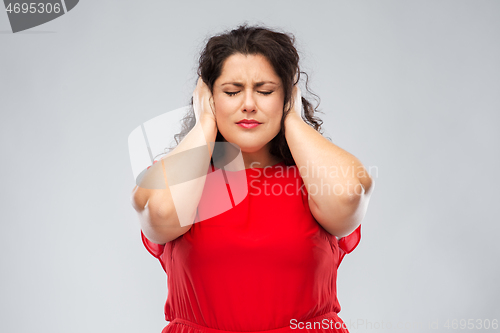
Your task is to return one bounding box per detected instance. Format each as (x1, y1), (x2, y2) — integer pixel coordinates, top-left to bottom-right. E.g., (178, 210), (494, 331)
(209, 96), (215, 114)
(294, 86), (302, 115)
(292, 85), (298, 108)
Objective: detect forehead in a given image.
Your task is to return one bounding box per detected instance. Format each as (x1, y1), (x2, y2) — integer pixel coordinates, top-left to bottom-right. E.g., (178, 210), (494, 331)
(217, 53), (280, 82)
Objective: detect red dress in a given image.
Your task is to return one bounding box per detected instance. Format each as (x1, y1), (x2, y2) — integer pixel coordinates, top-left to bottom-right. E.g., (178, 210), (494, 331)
(141, 161), (361, 333)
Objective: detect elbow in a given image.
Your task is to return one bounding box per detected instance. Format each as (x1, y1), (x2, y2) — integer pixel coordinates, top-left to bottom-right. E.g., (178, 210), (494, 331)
(346, 175), (375, 204)
(145, 194), (176, 229)
(326, 190), (371, 238)
(131, 188), (174, 228)
(130, 187), (145, 212)
(322, 215), (359, 238)
(139, 200), (178, 244)
(358, 173), (375, 198)
(315, 177), (374, 238)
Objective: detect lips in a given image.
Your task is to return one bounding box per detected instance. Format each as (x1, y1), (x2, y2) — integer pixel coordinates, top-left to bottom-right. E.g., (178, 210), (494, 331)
(236, 119), (261, 129)
(236, 119), (262, 124)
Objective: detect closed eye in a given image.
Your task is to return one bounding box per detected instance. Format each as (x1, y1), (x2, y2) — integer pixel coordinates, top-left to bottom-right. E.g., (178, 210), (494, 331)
(224, 91), (274, 96)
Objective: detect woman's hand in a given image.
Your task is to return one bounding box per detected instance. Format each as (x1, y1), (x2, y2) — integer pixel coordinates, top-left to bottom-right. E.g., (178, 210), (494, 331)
(193, 77), (217, 126)
(285, 84), (303, 123)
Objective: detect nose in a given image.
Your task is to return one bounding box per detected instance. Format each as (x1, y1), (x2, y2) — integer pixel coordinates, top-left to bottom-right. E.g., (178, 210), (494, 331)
(242, 89), (256, 112)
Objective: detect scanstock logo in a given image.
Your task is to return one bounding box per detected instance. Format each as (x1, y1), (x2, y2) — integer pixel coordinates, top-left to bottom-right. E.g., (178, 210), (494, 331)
(3, 0), (79, 33)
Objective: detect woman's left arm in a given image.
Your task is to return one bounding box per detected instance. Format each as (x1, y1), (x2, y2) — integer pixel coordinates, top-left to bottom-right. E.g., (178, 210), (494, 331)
(284, 86), (375, 238)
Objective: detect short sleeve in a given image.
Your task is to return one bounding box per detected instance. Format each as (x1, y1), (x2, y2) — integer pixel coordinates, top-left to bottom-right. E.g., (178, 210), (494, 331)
(141, 230), (167, 272)
(337, 224), (361, 267)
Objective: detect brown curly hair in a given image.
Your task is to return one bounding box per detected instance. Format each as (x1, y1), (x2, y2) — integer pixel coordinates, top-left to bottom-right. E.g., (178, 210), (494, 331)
(170, 23), (328, 167)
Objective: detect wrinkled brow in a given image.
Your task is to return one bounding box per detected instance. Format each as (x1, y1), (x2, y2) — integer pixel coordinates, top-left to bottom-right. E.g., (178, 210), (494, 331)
(221, 81), (279, 87)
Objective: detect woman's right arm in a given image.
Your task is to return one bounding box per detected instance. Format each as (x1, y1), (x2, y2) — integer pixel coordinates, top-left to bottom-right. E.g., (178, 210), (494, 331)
(131, 79), (217, 245)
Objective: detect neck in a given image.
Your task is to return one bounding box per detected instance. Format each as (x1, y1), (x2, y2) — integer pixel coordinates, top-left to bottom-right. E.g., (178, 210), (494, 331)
(242, 147), (283, 169)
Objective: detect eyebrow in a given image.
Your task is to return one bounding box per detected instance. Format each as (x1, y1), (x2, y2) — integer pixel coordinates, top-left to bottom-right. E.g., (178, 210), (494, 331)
(221, 81), (278, 87)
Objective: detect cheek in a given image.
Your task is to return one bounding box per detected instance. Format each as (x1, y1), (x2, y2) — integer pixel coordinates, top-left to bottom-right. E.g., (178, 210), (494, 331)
(270, 100), (285, 122)
(269, 96), (285, 116)
(213, 99), (237, 121)
(270, 117), (283, 134)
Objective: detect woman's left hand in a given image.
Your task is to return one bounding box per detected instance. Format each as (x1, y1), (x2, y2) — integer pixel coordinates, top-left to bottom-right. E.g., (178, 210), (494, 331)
(285, 84), (303, 123)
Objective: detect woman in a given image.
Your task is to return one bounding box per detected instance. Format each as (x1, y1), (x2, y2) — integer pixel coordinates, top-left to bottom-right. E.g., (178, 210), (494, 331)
(131, 24), (374, 333)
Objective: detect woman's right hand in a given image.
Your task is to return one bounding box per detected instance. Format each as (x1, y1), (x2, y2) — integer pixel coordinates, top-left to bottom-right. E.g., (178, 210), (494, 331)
(193, 77), (217, 126)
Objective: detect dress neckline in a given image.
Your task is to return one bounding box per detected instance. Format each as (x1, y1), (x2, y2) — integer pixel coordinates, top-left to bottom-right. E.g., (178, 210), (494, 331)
(210, 161), (288, 174)
(245, 161), (286, 170)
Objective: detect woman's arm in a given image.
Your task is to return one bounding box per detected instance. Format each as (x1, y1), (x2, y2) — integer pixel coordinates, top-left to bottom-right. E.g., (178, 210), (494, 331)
(131, 79), (218, 244)
(284, 86), (374, 238)
(131, 118), (217, 244)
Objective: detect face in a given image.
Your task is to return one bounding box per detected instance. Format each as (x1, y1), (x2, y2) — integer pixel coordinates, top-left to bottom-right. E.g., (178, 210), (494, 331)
(212, 53), (285, 154)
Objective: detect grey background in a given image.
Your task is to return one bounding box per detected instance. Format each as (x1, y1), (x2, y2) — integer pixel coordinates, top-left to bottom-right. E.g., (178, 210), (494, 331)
(1, 1), (499, 332)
